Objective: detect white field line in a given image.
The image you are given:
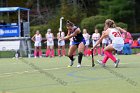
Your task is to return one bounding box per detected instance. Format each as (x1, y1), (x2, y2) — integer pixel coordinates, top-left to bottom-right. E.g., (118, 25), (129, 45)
(0, 67), (68, 78)
(0, 62), (139, 78)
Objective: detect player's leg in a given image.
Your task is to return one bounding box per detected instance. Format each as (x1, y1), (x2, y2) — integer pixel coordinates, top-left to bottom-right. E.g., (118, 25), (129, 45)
(38, 46), (42, 58)
(77, 42), (85, 67)
(57, 45), (61, 56)
(68, 45), (77, 67)
(50, 45), (54, 57)
(34, 46), (37, 58)
(62, 45), (66, 56)
(46, 46), (50, 57)
(97, 46), (101, 56)
(98, 44), (119, 67)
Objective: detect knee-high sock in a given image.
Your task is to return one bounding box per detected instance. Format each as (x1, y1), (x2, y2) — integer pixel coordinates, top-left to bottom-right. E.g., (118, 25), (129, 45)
(94, 48), (96, 55)
(39, 50), (42, 56)
(51, 49), (55, 57)
(84, 49), (87, 56)
(46, 49), (50, 57)
(78, 52), (83, 64)
(102, 47), (104, 55)
(34, 50), (37, 56)
(87, 49), (91, 56)
(104, 51), (117, 62)
(62, 49), (66, 56)
(97, 47), (101, 55)
(68, 55), (74, 61)
(58, 49), (61, 56)
(102, 55), (109, 63)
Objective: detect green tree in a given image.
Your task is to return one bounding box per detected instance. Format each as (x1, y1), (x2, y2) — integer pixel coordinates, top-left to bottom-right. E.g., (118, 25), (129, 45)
(99, 0), (135, 32)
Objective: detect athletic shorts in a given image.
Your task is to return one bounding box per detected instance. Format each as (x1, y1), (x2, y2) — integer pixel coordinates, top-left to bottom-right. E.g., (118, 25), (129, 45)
(85, 40), (90, 46)
(102, 38), (108, 44)
(47, 41), (54, 46)
(69, 41), (73, 46)
(58, 40), (65, 46)
(72, 39), (86, 46)
(112, 37), (124, 51)
(92, 40), (100, 46)
(34, 42), (41, 47)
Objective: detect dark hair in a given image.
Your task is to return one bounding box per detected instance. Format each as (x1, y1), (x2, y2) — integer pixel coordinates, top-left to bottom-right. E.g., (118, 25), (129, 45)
(66, 20), (74, 27)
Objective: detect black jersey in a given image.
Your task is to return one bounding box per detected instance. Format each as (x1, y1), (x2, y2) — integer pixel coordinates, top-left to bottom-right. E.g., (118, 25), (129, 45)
(72, 26), (84, 43)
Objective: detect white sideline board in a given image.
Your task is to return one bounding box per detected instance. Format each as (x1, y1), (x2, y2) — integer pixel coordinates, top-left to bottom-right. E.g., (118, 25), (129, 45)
(0, 41), (20, 51)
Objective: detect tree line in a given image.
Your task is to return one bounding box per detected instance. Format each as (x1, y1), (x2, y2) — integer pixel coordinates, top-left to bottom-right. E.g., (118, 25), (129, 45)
(0, 0), (140, 36)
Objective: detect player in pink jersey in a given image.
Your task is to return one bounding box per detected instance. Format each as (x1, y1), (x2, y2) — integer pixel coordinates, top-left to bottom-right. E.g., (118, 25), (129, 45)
(31, 30), (42, 58)
(57, 30), (66, 57)
(83, 29), (90, 56)
(92, 19), (127, 68)
(44, 29), (54, 57)
(92, 28), (101, 56)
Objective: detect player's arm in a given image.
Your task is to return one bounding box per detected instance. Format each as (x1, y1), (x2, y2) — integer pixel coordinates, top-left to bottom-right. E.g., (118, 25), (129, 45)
(67, 30), (71, 36)
(40, 34), (42, 41)
(92, 32), (108, 49)
(31, 35), (35, 42)
(92, 34), (94, 40)
(57, 33), (59, 39)
(52, 33), (54, 40)
(64, 29), (80, 40)
(117, 27), (127, 38)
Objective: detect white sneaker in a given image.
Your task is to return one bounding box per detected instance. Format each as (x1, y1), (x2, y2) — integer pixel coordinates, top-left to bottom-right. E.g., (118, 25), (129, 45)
(34, 56), (37, 58)
(114, 59), (120, 68)
(39, 56), (42, 58)
(77, 64), (81, 68)
(97, 60), (105, 67)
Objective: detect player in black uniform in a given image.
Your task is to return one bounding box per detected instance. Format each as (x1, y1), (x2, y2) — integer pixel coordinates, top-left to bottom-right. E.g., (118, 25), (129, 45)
(61, 20), (86, 67)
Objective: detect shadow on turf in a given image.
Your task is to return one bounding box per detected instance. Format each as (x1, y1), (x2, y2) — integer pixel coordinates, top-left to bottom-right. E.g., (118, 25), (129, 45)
(19, 58), (68, 86)
(85, 56), (138, 87)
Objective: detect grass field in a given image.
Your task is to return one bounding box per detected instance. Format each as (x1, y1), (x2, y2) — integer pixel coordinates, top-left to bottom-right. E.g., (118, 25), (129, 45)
(0, 55), (140, 93)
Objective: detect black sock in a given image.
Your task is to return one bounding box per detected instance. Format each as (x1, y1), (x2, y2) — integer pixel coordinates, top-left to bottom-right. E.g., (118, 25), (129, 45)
(68, 55), (74, 61)
(78, 52), (83, 64)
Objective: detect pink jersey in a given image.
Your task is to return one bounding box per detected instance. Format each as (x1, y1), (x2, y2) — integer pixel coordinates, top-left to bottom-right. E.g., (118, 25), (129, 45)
(92, 33), (100, 40)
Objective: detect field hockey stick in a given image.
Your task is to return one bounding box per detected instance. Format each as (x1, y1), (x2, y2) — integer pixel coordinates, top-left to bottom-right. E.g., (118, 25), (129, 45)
(91, 48), (95, 67)
(59, 17), (64, 39)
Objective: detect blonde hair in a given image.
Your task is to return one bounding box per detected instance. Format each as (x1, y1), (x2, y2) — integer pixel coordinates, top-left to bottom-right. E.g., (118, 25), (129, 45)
(105, 19), (116, 28)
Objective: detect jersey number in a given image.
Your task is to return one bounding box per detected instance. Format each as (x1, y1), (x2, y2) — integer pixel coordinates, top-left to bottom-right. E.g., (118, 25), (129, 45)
(112, 32), (121, 37)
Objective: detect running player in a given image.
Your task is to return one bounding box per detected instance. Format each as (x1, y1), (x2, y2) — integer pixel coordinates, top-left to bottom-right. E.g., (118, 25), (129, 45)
(44, 29), (55, 57)
(60, 20), (86, 68)
(31, 30), (42, 58)
(92, 19), (127, 68)
(92, 28), (101, 56)
(57, 30), (66, 56)
(83, 29), (90, 56)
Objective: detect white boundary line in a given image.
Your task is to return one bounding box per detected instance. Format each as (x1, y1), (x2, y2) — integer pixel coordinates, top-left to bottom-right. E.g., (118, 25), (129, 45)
(0, 67), (68, 78)
(0, 61), (139, 78)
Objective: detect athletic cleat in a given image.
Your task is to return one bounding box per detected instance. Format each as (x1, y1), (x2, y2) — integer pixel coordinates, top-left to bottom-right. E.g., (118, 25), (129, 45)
(67, 65), (72, 68)
(77, 64), (81, 68)
(68, 58), (75, 67)
(114, 59), (120, 68)
(97, 60), (105, 67)
(34, 56), (37, 58)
